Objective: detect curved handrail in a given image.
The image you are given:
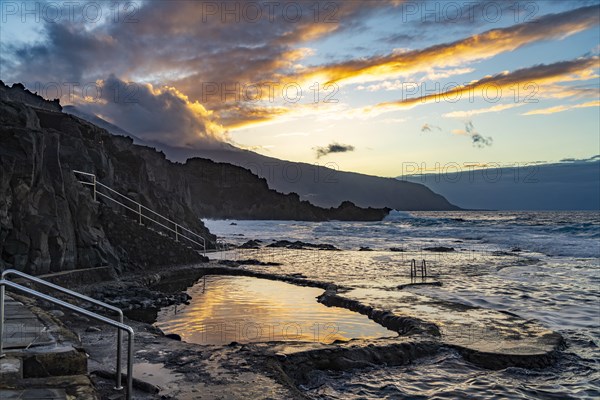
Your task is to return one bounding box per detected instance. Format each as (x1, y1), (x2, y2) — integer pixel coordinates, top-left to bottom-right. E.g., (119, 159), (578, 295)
(0, 280), (134, 399)
(1, 269), (125, 390)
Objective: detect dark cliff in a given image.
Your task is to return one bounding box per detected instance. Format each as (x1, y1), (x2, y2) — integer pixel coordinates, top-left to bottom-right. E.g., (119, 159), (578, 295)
(180, 158), (390, 221)
(0, 98), (214, 274)
(0, 82), (390, 274)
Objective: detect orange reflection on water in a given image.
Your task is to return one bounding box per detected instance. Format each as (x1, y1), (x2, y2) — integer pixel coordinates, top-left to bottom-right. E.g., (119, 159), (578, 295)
(155, 276), (395, 345)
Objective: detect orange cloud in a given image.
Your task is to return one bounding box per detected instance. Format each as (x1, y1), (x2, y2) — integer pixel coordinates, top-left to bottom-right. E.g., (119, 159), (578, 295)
(376, 57), (599, 109)
(222, 6), (600, 130)
(295, 5), (599, 86)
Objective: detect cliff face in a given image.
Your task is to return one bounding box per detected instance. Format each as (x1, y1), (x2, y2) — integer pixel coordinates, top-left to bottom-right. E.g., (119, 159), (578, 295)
(180, 158), (390, 221)
(0, 99), (213, 274)
(0, 83), (390, 273)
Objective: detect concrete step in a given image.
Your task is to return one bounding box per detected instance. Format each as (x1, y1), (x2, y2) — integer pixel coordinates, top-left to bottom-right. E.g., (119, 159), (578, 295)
(15, 344), (88, 378)
(0, 388), (67, 399)
(2, 297), (54, 349)
(0, 357), (22, 380)
(0, 375), (98, 399)
(1, 296), (87, 379)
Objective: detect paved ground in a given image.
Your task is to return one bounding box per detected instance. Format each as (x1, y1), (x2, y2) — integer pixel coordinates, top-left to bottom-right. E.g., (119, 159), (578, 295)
(1, 296), (94, 400)
(0, 389), (67, 399)
(2, 296), (54, 350)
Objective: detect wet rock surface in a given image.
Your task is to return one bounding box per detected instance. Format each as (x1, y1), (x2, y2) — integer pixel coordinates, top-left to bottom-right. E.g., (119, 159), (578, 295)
(317, 287), (441, 337)
(264, 339), (442, 387)
(389, 247), (405, 252)
(267, 240), (339, 250)
(219, 259), (283, 267)
(88, 281), (192, 312)
(239, 239), (262, 249)
(423, 246), (455, 252)
(58, 310), (305, 399)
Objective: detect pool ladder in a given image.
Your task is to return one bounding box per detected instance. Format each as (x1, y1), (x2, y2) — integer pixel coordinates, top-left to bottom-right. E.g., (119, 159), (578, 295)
(410, 259), (428, 278)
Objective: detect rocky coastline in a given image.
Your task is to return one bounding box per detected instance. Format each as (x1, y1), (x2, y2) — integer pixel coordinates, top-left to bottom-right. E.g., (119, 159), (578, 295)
(28, 259), (564, 399)
(0, 81), (391, 276)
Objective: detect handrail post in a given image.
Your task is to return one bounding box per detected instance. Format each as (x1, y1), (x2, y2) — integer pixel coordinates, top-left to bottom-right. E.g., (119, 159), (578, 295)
(0, 285), (5, 358)
(92, 174), (97, 201)
(138, 204), (142, 225)
(116, 325), (123, 390)
(127, 330), (134, 397)
(175, 224), (179, 242)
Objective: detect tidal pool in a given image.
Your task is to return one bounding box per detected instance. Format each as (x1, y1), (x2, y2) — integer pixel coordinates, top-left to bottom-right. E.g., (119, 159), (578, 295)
(155, 275), (395, 345)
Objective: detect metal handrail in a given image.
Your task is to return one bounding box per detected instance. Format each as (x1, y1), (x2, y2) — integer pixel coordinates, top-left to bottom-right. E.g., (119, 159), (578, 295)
(73, 170), (207, 254)
(93, 190), (205, 250)
(0, 280), (134, 399)
(0, 269), (125, 390)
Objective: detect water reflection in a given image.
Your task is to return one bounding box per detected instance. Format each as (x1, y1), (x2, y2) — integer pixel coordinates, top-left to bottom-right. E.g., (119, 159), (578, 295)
(155, 276), (395, 345)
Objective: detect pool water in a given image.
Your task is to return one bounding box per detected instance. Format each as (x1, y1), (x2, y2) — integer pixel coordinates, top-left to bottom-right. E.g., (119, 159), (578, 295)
(155, 275), (396, 345)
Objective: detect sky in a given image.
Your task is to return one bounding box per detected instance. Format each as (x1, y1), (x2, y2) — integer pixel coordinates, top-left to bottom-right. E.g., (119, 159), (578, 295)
(1, 0), (599, 177)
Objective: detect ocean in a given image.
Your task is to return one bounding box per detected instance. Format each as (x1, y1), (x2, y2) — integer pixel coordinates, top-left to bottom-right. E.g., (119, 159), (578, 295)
(202, 211), (599, 399)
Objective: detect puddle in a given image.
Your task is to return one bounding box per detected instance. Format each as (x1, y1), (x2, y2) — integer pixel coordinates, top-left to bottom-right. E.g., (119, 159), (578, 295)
(155, 276), (395, 345)
(134, 362), (183, 391)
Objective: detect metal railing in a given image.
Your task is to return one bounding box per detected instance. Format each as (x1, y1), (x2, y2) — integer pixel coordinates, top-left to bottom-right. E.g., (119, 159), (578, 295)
(0, 279), (135, 399)
(1, 269), (126, 390)
(212, 239), (231, 260)
(73, 170), (206, 255)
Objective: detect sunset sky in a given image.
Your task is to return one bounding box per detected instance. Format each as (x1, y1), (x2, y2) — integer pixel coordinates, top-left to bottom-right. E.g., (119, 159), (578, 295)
(1, 0), (599, 176)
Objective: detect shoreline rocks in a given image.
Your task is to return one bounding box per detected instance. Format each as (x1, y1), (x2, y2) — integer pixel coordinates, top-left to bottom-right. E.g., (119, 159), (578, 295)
(267, 240), (339, 250)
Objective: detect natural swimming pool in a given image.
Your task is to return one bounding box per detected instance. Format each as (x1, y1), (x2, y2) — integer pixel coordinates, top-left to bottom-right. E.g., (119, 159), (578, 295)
(155, 275), (396, 345)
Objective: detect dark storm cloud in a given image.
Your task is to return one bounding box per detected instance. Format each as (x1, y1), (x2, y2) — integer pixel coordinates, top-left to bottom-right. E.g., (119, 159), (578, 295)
(314, 142), (355, 158)
(77, 75), (225, 147)
(2, 0), (396, 135)
(4, 1), (391, 87)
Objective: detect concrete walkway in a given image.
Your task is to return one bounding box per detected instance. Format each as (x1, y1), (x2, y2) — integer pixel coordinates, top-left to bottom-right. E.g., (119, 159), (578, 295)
(1, 296), (94, 400)
(0, 389), (67, 399)
(2, 295), (54, 350)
